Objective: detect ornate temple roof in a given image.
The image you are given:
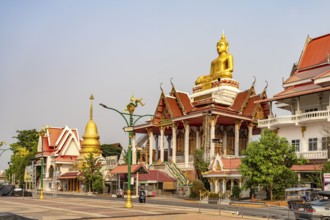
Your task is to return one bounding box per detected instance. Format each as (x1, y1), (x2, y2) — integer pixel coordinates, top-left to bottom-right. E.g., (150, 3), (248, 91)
(37, 126), (81, 161)
(259, 33), (330, 103)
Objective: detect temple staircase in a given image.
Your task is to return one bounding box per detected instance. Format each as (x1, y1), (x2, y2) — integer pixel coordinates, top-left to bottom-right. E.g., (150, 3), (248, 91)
(163, 161), (190, 186)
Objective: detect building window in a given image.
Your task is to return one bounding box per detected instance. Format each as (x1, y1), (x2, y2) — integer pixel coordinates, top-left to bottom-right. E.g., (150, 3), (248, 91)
(308, 138), (318, 151)
(305, 108), (318, 112)
(322, 137), (330, 150)
(291, 139), (300, 152)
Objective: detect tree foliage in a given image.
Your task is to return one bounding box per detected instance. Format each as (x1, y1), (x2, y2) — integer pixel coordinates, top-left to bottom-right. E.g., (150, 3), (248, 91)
(100, 144), (122, 159)
(194, 148), (210, 190)
(239, 129), (305, 200)
(81, 152), (104, 193)
(6, 129), (38, 185)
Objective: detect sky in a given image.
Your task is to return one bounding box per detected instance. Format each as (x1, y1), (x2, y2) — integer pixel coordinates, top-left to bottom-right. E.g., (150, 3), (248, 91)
(1, 0), (330, 171)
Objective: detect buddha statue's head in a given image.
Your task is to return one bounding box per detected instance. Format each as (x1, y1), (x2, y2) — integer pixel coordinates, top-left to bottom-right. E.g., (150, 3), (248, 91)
(217, 33), (229, 54)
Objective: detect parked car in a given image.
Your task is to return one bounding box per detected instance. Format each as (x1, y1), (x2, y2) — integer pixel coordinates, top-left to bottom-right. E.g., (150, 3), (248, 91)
(294, 191), (330, 220)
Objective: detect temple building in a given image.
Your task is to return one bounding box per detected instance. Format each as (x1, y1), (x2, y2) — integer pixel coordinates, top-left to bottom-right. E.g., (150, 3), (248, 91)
(37, 95), (104, 192)
(131, 33), (270, 195)
(258, 33), (330, 184)
(36, 125), (81, 191)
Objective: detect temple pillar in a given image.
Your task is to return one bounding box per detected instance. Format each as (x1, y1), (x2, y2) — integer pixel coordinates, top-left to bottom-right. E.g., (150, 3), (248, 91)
(166, 135), (172, 162)
(234, 121), (241, 156)
(160, 127), (165, 162)
(132, 133), (137, 164)
(222, 179), (226, 193)
(214, 179), (219, 193)
(148, 129), (154, 165)
(196, 127), (200, 149)
(172, 125), (177, 163)
(248, 123), (253, 143)
(223, 128), (227, 155)
(155, 136), (159, 161)
(210, 117), (216, 159)
(184, 122), (189, 168)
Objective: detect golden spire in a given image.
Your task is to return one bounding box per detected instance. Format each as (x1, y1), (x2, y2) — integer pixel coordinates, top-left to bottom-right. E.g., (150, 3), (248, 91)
(77, 94), (101, 169)
(89, 94), (94, 120)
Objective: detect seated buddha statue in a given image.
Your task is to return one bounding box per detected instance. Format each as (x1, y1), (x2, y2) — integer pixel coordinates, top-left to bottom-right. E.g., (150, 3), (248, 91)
(195, 33), (234, 85)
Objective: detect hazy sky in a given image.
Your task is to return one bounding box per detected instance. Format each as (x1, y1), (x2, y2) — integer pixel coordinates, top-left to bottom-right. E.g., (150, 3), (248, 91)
(1, 1), (330, 170)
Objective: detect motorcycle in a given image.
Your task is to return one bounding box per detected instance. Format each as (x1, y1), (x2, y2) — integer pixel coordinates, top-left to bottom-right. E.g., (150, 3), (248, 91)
(139, 190), (146, 203)
(116, 189), (124, 198)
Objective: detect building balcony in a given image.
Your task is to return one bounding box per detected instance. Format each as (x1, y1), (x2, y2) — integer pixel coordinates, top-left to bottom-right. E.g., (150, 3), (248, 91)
(258, 109), (330, 128)
(298, 150), (328, 160)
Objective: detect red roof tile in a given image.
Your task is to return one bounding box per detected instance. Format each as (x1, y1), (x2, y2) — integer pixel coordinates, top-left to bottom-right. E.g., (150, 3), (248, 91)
(222, 158), (241, 169)
(166, 96), (182, 117)
(132, 170), (176, 182)
(110, 164), (149, 174)
(58, 171), (82, 179)
(298, 33), (330, 70)
(177, 91), (194, 113)
(291, 164), (323, 171)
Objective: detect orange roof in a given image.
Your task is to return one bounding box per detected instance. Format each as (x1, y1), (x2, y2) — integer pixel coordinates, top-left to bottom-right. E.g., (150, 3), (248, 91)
(260, 33), (330, 103)
(222, 158), (241, 169)
(166, 96), (182, 118)
(231, 90), (249, 112)
(291, 164), (323, 172)
(298, 33), (330, 70)
(110, 164), (149, 174)
(132, 170), (176, 182)
(58, 171), (82, 179)
(176, 91), (194, 114)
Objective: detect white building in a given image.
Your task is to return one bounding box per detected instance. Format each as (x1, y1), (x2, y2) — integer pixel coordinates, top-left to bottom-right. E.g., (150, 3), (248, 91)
(258, 33), (330, 183)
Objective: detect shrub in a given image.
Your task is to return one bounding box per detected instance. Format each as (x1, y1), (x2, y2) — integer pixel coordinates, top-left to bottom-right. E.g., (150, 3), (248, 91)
(190, 179), (204, 198)
(232, 185), (241, 199)
(208, 192), (220, 199)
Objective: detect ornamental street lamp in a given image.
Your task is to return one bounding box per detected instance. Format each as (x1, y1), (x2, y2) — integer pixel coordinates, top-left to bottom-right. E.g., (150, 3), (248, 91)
(100, 96), (152, 208)
(39, 127), (48, 200)
(0, 141), (10, 158)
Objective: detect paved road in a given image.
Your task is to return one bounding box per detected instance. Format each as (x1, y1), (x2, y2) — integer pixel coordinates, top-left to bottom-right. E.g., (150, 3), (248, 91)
(0, 196), (272, 220)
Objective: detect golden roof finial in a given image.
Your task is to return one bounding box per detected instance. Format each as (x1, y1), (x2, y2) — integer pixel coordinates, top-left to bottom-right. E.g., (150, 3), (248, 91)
(89, 94), (94, 120)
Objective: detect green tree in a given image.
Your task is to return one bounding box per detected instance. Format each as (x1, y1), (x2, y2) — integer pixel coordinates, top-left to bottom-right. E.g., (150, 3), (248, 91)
(100, 144), (122, 158)
(81, 152), (104, 194)
(190, 179), (205, 198)
(6, 129), (38, 185)
(194, 148), (210, 190)
(239, 129), (305, 200)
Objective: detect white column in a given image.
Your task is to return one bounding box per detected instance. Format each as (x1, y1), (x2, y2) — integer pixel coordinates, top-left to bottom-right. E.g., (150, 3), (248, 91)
(160, 127), (165, 162)
(222, 179), (226, 193)
(248, 124), (253, 143)
(136, 173), (139, 196)
(184, 122), (190, 168)
(196, 127), (200, 149)
(148, 130), (154, 165)
(223, 129), (227, 155)
(172, 125), (177, 163)
(210, 118), (216, 159)
(215, 179), (219, 193)
(235, 122), (240, 156)
(132, 133), (137, 164)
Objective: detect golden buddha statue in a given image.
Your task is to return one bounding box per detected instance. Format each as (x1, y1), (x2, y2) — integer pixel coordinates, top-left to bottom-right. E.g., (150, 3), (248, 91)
(195, 33), (234, 85)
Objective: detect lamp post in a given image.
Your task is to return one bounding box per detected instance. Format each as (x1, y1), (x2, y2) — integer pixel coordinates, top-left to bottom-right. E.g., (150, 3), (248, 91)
(39, 127), (48, 200)
(100, 96), (152, 208)
(0, 142), (10, 158)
